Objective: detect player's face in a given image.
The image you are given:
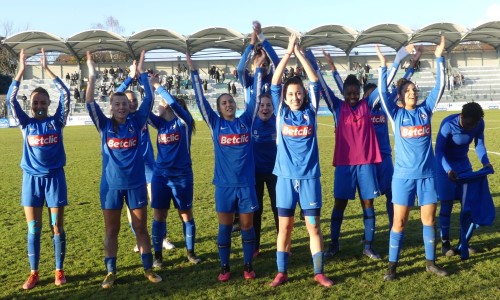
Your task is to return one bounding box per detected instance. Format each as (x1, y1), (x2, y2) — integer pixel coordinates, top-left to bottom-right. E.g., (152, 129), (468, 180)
(218, 94), (236, 120)
(460, 116), (480, 131)
(31, 92), (50, 120)
(110, 95), (130, 123)
(126, 93), (138, 113)
(402, 83), (418, 109)
(258, 96), (273, 121)
(285, 84), (304, 111)
(344, 85), (360, 107)
(158, 100), (170, 117)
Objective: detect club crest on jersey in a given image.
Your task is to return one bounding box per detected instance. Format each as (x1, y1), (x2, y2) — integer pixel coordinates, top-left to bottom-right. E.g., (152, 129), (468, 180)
(128, 126), (134, 133)
(420, 112), (428, 120)
(303, 114), (309, 122)
(107, 137), (138, 149)
(400, 124), (431, 138)
(282, 124), (313, 137)
(46, 123), (55, 131)
(240, 123), (247, 131)
(219, 133), (250, 145)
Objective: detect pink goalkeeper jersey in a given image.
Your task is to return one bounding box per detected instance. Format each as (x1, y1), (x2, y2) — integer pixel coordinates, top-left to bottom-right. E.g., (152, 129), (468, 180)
(333, 100), (382, 166)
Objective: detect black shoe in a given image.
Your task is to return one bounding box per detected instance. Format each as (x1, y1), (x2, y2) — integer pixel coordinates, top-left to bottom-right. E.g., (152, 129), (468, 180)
(452, 246), (477, 256)
(187, 251), (202, 264)
(441, 241), (455, 257)
(324, 243), (339, 258)
(426, 262), (448, 277)
(383, 263), (397, 281)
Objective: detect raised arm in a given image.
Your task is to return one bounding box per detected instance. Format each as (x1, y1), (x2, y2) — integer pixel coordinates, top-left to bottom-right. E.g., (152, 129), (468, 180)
(237, 29), (256, 88)
(376, 45), (397, 131)
(272, 33), (296, 85)
(43, 48), (71, 125)
(255, 21), (279, 67)
(40, 48), (57, 80)
(7, 49), (28, 124)
(115, 60), (136, 92)
(136, 50), (154, 126)
(294, 45), (317, 83)
(187, 52), (217, 129)
(322, 49), (344, 93)
(14, 49), (26, 82)
(85, 51), (96, 104)
(424, 35), (446, 112)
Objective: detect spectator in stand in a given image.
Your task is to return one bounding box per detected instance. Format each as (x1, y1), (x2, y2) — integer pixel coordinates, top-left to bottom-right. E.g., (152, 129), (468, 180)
(73, 88), (80, 102)
(231, 83), (237, 96)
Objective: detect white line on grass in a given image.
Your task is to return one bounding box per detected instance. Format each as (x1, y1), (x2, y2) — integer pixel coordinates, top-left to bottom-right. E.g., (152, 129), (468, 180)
(318, 123), (500, 156)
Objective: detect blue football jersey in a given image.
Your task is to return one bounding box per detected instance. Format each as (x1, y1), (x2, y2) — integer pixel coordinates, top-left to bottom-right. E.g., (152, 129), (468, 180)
(7, 78), (70, 176)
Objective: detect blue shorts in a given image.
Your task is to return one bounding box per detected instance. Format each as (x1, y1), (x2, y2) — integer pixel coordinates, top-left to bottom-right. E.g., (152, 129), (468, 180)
(151, 174), (193, 211)
(215, 186), (258, 214)
(435, 172), (461, 201)
(100, 185), (148, 210)
(334, 164), (380, 200)
(392, 177), (437, 207)
(376, 155), (394, 194)
(21, 169), (68, 208)
(276, 178), (322, 213)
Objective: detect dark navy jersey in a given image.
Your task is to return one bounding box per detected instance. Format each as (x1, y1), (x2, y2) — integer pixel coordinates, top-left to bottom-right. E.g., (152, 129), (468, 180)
(435, 114), (489, 174)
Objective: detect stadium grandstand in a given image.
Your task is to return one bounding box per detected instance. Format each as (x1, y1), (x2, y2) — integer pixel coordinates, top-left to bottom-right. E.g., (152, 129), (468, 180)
(1, 21), (500, 125)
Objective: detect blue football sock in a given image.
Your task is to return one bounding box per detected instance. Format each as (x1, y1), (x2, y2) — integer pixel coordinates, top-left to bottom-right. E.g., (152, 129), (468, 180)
(141, 252), (153, 271)
(385, 190), (394, 229)
(53, 232), (66, 270)
(457, 223), (480, 251)
(363, 207), (375, 249)
(276, 251), (289, 273)
(241, 228), (255, 264)
(27, 231), (41, 271)
(104, 257), (117, 274)
(330, 208), (344, 245)
(439, 201), (453, 241)
(183, 219), (196, 251)
(312, 252), (324, 274)
(423, 225), (436, 261)
(152, 220), (165, 253)
(388, 230), (404, 263)
(217, 224), (232, 267)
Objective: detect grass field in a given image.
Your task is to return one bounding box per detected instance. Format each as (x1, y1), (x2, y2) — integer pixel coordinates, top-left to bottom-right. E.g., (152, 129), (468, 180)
(0, 110), (499, 300)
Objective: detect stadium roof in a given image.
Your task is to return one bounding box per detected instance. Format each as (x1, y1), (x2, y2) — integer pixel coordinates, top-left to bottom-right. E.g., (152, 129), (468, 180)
(2, 21), (500, 60)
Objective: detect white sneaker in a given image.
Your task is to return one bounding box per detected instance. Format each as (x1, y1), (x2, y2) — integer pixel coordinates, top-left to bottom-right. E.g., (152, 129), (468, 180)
(162, 238), (175, 250)
(133, 244), (139, 253)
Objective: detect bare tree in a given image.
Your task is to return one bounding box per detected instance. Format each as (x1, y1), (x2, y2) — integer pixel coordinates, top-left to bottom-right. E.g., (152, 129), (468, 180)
(91, 16), (127, 63)
(0, 21), (18, 76)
